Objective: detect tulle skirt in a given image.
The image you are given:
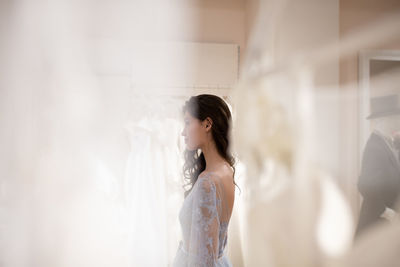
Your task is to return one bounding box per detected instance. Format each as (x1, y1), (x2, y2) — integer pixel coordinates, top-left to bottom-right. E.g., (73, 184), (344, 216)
(172, 241), (233, 267)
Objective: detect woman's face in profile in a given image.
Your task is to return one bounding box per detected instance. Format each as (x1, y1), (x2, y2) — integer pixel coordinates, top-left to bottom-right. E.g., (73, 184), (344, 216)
(181, 111), (205, 151)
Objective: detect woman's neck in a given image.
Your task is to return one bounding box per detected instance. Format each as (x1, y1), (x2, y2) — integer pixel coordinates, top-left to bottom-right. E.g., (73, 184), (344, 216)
(200, 141), (226, 172)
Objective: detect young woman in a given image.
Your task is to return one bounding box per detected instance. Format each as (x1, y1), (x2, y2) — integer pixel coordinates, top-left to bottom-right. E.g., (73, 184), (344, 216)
(172, 94), (238, 267)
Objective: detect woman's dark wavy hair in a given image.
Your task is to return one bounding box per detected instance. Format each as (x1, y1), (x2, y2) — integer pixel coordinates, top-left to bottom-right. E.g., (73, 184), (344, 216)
(182, 94), (240, 197)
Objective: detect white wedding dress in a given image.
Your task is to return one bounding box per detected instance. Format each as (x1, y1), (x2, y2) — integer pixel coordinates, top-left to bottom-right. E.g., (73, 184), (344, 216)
(172, 172), (233, 267)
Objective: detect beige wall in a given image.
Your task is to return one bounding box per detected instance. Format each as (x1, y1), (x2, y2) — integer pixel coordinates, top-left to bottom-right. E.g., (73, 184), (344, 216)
(339, 0), (400, 84)
(94, 0), (247, 74)
(183, 0), (247, 70)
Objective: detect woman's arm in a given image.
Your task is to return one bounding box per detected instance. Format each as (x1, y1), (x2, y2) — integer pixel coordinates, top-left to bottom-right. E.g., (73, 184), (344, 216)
(188, 177), (220, 266)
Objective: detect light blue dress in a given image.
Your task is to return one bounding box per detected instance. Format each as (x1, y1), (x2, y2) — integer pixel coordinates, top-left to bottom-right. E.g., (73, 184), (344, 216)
(172, 173), (233, 267)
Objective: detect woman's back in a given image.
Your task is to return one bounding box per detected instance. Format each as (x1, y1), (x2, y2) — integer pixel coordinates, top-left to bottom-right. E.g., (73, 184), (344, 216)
(204, 167), (235, 224)
(172, 171), (235, 266)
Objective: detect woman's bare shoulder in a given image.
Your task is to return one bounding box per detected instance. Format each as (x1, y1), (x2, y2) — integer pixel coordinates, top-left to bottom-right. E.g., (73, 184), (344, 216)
(219, 165), (234, 182)
(199, 168), (233, 186)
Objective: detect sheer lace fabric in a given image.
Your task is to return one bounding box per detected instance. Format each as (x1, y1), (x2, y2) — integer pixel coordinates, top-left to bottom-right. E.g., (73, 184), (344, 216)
(172, 172), (233, 267)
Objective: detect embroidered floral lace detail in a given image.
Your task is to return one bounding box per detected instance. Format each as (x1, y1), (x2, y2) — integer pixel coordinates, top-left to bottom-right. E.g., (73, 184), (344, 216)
(176, 173), (231, 267)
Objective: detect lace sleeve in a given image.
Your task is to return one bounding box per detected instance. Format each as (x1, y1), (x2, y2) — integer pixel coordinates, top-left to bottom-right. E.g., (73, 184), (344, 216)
(188, 176), (220, 266)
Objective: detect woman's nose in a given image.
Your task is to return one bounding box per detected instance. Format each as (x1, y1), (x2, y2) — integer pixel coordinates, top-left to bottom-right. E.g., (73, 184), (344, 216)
(181, 129), (185, 137)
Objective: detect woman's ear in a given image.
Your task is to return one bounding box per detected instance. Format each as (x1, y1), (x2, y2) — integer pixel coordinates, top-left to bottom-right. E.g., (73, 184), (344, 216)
(203, 117), (213, 131)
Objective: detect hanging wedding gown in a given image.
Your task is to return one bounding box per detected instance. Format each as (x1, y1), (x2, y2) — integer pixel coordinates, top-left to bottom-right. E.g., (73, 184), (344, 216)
(123, 94), (185, 266)
(172, 172), (233, 267)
